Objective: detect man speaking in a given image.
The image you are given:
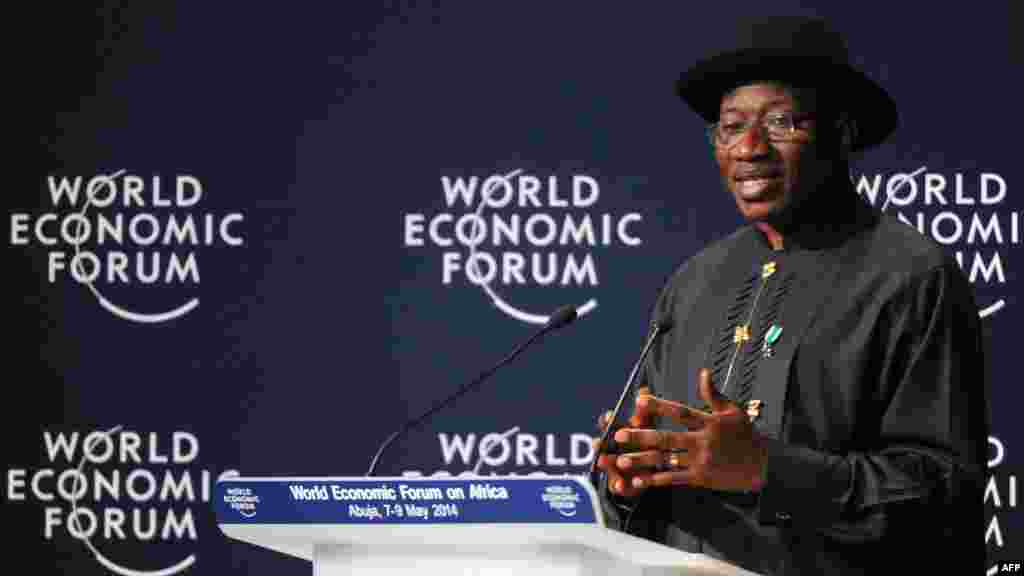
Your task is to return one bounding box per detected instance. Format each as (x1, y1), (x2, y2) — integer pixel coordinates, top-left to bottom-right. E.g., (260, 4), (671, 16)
(593, 16), (989, 575)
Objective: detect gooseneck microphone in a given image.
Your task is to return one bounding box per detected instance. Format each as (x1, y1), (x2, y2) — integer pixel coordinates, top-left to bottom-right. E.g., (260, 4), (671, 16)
(588, 316), (674, 482)
(365, 304), (579, 476)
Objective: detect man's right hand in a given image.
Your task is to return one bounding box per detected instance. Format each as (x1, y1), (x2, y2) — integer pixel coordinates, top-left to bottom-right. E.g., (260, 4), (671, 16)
(593, 386), (658, 498)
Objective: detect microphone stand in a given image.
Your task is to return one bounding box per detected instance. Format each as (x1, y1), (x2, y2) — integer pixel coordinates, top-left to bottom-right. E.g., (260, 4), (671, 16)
(588, 318), (673, 484)
(366, 305), (578, 476)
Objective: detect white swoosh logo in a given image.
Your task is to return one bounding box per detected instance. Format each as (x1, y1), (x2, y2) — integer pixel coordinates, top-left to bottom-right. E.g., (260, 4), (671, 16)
(72, 170), (199, 323)
(467, 169), (597, 325)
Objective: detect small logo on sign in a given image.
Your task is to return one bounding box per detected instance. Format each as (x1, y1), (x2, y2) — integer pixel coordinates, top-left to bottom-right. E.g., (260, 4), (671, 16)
(541, 485), (581, 518)
(224, 486), (260, 518)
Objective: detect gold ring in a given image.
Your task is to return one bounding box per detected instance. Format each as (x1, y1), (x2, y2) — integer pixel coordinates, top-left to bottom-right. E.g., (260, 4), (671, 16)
(657, 451), (672, 472)
(668, 453), (682, 469)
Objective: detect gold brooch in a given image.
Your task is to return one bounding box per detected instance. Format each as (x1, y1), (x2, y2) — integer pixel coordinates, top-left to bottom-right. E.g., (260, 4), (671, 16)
(746, 400), (764, 422)
(733, 325), (751, 344)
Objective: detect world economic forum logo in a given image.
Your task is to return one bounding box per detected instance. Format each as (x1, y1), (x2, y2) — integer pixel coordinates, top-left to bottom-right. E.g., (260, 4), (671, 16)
(987, 435), (1018, 570)
(10, 170), (245, 323)
(223, 486), (260, 518)
(541, 484), (581, 518)
(3, 426), (238, 576)
(402, 169), (643, 325)
(856, 168), (1012, 318)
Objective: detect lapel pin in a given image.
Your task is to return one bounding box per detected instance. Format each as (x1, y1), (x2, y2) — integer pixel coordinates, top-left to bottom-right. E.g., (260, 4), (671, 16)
(746, 399), (764, 422)
(762, 324), (783, 358)
(734, 324), (751, 344)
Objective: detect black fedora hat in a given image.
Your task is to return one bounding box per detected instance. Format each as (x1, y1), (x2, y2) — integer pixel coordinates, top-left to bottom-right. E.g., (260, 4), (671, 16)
(676, 16), (898, 151)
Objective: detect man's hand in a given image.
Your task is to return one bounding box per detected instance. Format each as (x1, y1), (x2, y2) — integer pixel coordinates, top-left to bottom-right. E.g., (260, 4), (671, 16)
(612, 368), (769, 493)
(592, 386), (657, 497)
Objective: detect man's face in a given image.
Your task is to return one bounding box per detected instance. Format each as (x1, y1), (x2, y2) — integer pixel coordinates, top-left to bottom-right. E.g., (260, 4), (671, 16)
(714, 82), (830, 224)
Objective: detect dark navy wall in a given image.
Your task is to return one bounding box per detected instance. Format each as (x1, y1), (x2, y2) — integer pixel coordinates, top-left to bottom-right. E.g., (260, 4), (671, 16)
(7, 3), (1016, 574)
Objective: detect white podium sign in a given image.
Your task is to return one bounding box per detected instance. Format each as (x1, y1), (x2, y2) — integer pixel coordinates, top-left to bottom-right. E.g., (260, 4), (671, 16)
(214, 475), (762, 576)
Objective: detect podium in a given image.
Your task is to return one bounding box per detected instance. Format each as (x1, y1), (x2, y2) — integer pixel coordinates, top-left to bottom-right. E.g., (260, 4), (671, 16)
(214, 475), (762, 576)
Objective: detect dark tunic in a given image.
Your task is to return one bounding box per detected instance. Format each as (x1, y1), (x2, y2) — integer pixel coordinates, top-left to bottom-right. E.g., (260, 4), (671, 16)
(602, 188), (989, 575)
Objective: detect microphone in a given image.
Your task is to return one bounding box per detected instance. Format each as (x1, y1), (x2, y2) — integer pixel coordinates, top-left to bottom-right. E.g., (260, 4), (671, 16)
(365, 304), (580, 476)
(588, 315), (674, 481)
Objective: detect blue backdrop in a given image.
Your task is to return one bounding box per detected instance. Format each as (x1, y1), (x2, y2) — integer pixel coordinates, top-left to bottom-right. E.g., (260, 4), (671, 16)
(7, 2), (1017, 574)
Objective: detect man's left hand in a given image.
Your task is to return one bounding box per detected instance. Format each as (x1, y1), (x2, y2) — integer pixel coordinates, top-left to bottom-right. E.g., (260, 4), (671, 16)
(612, 368), (769, 493)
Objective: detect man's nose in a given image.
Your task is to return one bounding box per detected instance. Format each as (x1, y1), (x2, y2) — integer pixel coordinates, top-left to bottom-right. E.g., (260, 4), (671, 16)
(733, 124), (772, 159)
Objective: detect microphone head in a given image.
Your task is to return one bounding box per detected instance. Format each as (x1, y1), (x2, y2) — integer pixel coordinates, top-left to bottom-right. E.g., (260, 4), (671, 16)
(546, 304), (578, 330)
(655, 316), (675, 334)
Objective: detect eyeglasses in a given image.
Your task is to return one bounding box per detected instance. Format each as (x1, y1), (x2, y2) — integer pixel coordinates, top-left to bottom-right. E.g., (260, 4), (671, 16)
(707, 112), (815, 149)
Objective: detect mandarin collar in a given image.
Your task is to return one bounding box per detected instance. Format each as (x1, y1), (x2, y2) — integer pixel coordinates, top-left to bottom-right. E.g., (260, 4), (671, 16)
(750, 179), (878, 253)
